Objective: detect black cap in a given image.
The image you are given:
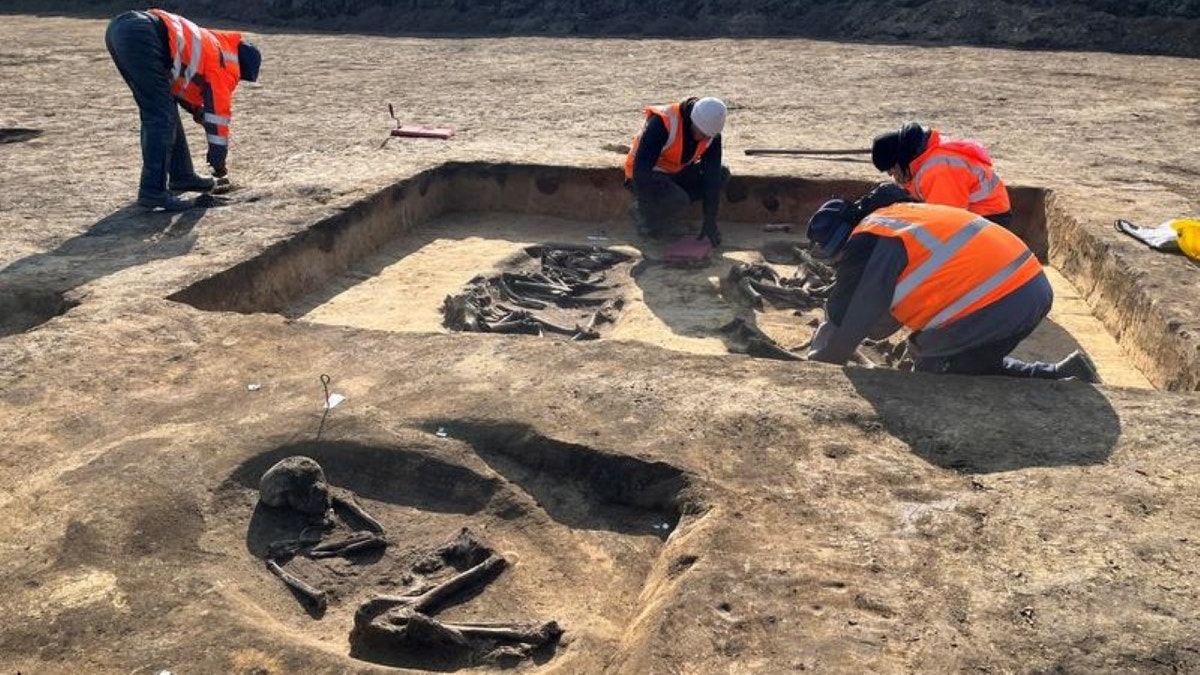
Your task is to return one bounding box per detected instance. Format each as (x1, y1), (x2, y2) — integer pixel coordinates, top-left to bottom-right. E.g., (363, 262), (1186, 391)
(806, 199), (856, 258)
(238, 40), (261, 82)
(871, 122), (930, 172)
(871, 130), (901, 171)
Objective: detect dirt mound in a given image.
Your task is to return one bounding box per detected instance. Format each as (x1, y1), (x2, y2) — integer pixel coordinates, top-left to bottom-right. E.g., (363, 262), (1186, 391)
(8, 0), (1200, 58)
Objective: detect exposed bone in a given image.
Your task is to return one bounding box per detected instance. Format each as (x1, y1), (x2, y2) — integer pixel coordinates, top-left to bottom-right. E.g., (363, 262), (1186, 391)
(746, 278), (814, 308)
(737, 277), (764, 309)
(726, 261), (830, 311)
(793, 246), (837, 281)
(494, 276), (547, 310)
(267, 559), (327, 610)
(357, 555), (508, 622)
(331, 493), (385, 533)
(353, 552), (562, 666)
(849, 349), (878, 368)
(444, 244), (629, 340)
(267, 531), (325, 558)
(375, 611), (562, 649)
(719, 317), (803, 362)
(309, 530), (388, 558)
(747, 337), (804, 361)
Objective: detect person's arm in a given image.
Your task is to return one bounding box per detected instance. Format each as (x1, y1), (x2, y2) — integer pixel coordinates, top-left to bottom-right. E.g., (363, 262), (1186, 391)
(916, 163), (971, 209)
(196, 73), (234, 177)
(631, 115), (668, 194)
(699, 134), (722, 231)
(809, 236), (908, 364)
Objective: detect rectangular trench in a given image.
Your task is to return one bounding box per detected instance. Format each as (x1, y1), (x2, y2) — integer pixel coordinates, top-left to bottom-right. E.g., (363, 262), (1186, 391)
(168, 162), (1189, 391)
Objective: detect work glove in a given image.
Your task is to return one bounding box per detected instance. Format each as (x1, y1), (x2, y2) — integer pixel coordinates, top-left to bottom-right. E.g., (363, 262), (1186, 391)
(698, 221), (722, 247)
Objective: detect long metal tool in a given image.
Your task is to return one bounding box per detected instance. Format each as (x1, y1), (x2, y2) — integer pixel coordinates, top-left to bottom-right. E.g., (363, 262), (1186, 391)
(744, 148), (872, 156)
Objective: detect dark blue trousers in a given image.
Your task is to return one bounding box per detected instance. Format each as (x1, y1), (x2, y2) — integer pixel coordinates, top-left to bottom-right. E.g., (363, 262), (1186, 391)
(914, 326), (1063, 378)
(105, 11), (197, 204)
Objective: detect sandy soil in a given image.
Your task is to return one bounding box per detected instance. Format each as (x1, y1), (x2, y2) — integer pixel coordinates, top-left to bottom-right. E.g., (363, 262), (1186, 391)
(2, 15), (1200, 674)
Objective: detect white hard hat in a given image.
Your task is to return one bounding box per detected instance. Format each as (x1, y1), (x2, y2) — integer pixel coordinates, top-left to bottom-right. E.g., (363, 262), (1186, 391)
(690, 97), (727, 137)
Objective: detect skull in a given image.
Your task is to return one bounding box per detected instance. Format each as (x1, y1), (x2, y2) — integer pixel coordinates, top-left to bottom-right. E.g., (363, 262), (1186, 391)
(259, 456), (332, 516)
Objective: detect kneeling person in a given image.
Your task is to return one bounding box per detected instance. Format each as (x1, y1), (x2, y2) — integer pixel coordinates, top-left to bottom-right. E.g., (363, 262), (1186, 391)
(624, 97), (728, 246)
(871, 122), (1012, 229)
(804, 183), (1099, 382)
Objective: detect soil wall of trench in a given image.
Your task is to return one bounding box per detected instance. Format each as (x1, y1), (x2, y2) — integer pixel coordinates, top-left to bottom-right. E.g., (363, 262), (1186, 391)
(8, 0), (1200, 58)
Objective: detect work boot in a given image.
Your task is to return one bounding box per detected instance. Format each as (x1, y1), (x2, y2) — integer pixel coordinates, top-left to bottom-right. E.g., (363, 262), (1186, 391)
(169, 174), (216, 193)
(1055, 350), (1102, 383)
(137, 194), (194, 212)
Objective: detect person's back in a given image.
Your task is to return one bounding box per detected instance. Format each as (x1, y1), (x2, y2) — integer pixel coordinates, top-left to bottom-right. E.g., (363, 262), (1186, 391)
(872, 123), (1012, 228)
(853, 201), (1034, 332)
(805, 184), (1099, 382)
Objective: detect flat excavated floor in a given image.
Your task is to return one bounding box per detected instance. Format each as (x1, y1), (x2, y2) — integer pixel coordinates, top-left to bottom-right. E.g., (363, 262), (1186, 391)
(290, 212), (1152, 389)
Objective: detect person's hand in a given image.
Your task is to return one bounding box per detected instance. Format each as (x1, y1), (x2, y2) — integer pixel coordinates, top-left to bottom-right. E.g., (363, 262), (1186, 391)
(698, 221), (722, 247)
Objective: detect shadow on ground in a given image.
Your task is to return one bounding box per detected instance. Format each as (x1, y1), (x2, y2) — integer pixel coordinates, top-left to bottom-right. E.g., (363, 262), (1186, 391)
(845, 366), (1119, 473)
(422, 419), (693, 536)
(0, 204), (207, 336)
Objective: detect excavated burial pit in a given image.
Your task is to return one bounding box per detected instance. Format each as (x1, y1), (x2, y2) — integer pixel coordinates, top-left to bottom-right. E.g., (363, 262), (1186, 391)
(0, 288), (77, 338)
(216, 423), (697, 669)
(171, 161), (1166, 389)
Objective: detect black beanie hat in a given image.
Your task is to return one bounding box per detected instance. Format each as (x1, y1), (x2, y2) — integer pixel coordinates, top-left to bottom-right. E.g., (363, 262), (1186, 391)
(871, 122), (930, 172)
(871, 130), (901, 171)
(238, 40), (261, 82)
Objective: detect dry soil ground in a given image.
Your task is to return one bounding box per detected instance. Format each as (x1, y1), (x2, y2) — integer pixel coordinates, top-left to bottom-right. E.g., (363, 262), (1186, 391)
(2, 15), (1200, 674)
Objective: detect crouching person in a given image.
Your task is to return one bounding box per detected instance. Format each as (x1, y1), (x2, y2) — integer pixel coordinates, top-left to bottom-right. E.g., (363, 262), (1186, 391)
(804, 183), (1099, 382)
(624, 96), (729, 245)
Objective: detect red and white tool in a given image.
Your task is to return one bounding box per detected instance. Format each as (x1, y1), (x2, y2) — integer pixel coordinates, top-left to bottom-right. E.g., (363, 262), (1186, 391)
(380, 103), (454, 147)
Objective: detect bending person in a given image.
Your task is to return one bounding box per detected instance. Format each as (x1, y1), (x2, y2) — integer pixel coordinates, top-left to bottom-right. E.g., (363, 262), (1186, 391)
(106, 9), (261, 211)
(871, 122), (1012, 228)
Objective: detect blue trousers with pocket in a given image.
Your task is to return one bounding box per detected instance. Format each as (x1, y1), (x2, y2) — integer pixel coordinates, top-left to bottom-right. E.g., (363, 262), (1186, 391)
(105, 11), (197, 203)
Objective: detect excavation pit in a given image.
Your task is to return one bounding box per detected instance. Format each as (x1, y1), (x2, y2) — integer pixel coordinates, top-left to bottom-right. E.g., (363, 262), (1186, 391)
(213, 424), (699, 669)
(0, 288), (76, 338)
(170, 162), (1192, 389)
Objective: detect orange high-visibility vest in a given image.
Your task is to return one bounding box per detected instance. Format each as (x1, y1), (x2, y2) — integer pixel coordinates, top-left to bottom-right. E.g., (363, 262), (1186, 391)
(624, 103), (712, 180)
(148, 9), (243, 150)
(851, 202), (1042, 330)
(904, 129), (1011, 217)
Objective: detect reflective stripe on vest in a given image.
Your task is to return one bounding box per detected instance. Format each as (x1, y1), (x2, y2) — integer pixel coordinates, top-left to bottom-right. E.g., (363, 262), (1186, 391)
(912, 155), (1001, 204)
(624, 103), (712, 179)
(658, 106), (679, 171)
(854, 203), (1041, 330)
(924, 249), (1034, 328)
(866, 214), (991, 307)
(156, 11), (205, 92)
